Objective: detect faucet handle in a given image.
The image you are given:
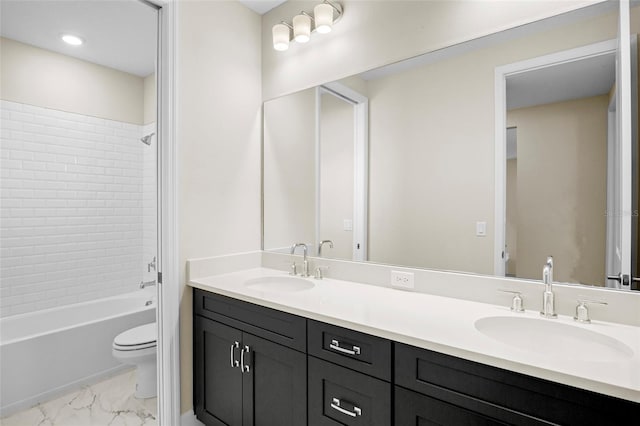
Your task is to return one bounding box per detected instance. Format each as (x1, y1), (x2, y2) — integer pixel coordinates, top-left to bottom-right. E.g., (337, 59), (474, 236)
(574, 297), (608, 323)
(498, 289), (525, 312)
(288, 261), (298, 276)
(314, 266), (329, 280)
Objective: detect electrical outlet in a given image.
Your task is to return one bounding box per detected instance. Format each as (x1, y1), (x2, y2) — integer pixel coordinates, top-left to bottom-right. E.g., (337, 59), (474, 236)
(391, 270), (414, 289)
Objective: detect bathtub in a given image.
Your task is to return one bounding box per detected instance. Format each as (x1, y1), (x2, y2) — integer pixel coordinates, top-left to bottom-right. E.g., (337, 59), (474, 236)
(0, 288), (156, 416)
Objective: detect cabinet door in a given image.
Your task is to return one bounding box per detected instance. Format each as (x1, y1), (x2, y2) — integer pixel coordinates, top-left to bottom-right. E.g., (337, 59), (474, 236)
(241, 332), (307, 426)
(194, 316), (243, 426)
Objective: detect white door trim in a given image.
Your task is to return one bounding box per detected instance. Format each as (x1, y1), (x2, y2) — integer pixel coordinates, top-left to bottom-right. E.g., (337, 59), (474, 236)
(317, 82), (369, 262)
(606, 90), (618, 288)
(618, 0), (633, 286)
(155, 1), (181, 425)
(494, 38), (618, 276)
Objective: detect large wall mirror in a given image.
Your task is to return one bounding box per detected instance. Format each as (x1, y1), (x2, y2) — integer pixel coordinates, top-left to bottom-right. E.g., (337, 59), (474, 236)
(263, 1), (640, 291)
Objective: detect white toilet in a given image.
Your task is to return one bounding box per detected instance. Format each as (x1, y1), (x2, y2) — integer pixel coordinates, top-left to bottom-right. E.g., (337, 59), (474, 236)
(112, 322), (157, 399)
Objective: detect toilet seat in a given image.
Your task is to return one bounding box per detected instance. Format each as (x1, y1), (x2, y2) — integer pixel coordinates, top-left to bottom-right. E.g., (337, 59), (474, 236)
(113, 323), (157, 351)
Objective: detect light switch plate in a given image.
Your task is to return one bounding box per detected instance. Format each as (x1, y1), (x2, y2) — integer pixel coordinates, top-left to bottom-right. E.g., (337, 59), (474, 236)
(476, 221), (487, 237)
(391, 270), (414, 289)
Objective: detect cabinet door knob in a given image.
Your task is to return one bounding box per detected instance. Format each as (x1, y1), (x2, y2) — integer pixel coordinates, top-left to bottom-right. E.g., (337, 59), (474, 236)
(329, 339), (361, 355)
(330, 397), (362, 417)
(229, 341), (240, 368)
(240, 345), (251, 373)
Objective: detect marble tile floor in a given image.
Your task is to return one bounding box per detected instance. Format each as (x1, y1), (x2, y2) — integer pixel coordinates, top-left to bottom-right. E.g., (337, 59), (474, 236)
(1, 369), (157, 426)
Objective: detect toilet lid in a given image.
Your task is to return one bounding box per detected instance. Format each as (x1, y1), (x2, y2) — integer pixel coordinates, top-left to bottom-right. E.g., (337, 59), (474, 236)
(114, 322), (156, 348)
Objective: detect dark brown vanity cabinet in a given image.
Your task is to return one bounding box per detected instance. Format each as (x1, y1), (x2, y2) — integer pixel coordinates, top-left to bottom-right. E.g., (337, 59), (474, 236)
(193, 288), (640, 426)
(194, 290), (307, 426)
(395, 343), (640, 426)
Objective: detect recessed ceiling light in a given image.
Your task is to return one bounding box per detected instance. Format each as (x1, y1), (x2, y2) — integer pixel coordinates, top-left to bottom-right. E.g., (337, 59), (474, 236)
(61, 34), (84, 46)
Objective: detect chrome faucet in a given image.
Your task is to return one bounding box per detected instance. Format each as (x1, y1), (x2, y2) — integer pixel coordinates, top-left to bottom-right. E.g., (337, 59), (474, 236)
(290, 243), (310, 277)
(318, 240), (334, 257)
(540, 256), (557, 318)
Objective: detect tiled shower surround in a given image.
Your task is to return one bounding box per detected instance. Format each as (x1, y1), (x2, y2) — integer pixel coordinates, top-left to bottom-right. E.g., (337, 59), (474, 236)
(0, 100), (156, 317)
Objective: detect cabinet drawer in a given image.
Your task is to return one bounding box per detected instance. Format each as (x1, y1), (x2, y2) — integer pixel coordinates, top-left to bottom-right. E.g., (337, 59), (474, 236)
(194, 288), (306, 352)
(308, 320), (391, 381)
(395, 386), (546, 426)
(308, 356), (391, 426)
(395, 343), (640, 426)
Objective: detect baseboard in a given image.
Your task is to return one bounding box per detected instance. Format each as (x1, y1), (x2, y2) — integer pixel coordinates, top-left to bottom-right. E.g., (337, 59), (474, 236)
(181, 409), (204, 426)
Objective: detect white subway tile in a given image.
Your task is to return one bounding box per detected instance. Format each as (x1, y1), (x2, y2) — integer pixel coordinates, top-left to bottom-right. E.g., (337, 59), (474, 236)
(1, 102), (150, 317)
(10, 111), (34, 122)
(3, 120), (23, 131)
(22, 161), (47, 171)
(1, 179), (23, 189)
(1, 159), (22, 169)
(1, 100), (23, 111)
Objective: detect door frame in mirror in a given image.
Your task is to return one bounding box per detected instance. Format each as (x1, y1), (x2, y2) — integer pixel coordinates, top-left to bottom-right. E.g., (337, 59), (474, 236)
(316, 82), (369, 261)
(494, 38), (618, 278)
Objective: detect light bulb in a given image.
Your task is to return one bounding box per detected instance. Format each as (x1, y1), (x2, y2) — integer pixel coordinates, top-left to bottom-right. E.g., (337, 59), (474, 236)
(61, 34), (83, 46)
(314, 3), (334, 34)
(293, 14), (311, 43)
(272, 24), (290, 51)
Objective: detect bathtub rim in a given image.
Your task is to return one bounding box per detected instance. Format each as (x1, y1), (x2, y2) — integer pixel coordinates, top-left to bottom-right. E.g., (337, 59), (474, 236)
(0, 290), (156, 346)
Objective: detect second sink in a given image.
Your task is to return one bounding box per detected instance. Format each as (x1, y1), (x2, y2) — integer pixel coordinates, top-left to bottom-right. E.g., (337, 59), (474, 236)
(244, 276), (315, 293)
(474, 316), (634, 362)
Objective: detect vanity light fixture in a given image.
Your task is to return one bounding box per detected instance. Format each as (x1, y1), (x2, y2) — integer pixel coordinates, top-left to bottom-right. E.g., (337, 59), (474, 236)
(272, 1), (342, 51)
(272, 23), (291, 51)
(61, 34), (84, 46)
(293, 13), (311, 43)
(314, 3), (335, 34)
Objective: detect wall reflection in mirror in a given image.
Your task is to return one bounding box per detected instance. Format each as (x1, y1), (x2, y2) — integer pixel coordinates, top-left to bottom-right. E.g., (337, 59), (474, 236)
(263, 1), (640, 291)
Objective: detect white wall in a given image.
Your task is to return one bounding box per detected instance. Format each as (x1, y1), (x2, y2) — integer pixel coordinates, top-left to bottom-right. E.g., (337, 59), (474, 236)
(320, 92), (354, 260)
(177, 0), (262, 413)
(263, 88), (316, 251)
(262, 0), (603, 100)
(143, 74), (156, 125)
(507, 96), (608, 286)
(0, 37), (144, 125)
(0, 100), (145, 317)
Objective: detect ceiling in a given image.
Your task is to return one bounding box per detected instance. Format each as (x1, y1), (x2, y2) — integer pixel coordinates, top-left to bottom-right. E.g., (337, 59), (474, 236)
(0, 0), (157, 77)
(506, 52), (616, 110)
(239, 0), (286, 15)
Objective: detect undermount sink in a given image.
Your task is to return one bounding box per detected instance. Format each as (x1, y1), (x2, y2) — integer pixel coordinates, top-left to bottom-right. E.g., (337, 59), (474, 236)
(475, 316), (634, 362)
(244, 276), (315, 292)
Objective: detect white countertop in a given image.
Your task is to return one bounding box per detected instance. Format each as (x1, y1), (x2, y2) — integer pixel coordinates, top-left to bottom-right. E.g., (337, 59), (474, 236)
(189, 267), (640, 403)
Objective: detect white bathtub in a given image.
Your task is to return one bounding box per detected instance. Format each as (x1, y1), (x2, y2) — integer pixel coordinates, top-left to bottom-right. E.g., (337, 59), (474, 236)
(0, 288), (156, 416)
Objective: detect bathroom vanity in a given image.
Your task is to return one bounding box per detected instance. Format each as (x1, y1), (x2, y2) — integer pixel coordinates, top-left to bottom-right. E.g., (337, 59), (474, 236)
(190, 267), (640, 426)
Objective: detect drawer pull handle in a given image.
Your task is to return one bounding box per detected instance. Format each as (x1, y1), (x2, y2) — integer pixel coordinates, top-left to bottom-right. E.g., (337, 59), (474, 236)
(330, 398), (362, 417)
(229, 341), (240, 368)
(240, 345), (251, 373)
(330, 339), (361, 355)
